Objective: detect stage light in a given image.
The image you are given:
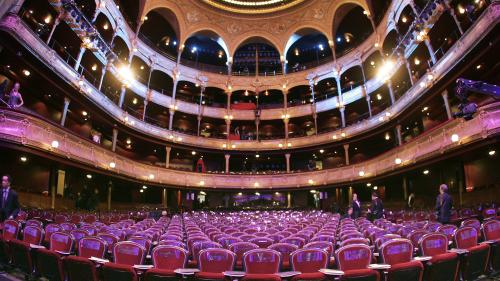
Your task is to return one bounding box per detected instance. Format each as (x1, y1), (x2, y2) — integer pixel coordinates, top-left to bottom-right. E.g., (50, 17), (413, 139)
(191, 46), (197, 53)
(91, 64), (97, 71)
(332, 135), (337, 139)
(373, 186), (378, 190)
(341, 132), (346, 137)
(451, 134), (459, 142)
(402, 16), (407, 23)
(308, 179), (314, 185)
(423, 170), (429, 175)
(489, 150), (496, 156)
(318, 44), (324, 51)
(359, 171), (365, 177)
(44, 16), (51, 24)
(376, 94), (382, 100)
(20, 156), (27, 162)
(395, 158), (402, 164)
(385, 133), (390, 140)
(367, 183), (372, 187)
(142, 185), (147, 189)
(23, 70), (30, 76)
(191, 151), (196, 155)
(319, 149), (324, 154)
(109, 162), (116, 168)
(140, 189), (144, 193)
(86, 174), (92, 179)
(103, 23), (109, 30)
(82, 111), (88, 116)
(256, 154), (260, 158)
(126, 139), (131, 144)
(51, 140), (59, 148)
(414, 58), (420, 65)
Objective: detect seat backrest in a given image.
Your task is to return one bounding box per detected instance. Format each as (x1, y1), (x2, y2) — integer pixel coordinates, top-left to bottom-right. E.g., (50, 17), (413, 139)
(22, 225), (44, 245)
(303, 241), (334, 256)
(419, 233), (448, 256)
(79, 236), (107, 258)
(152, 245), (188, 270)
(437, 224), (457, 241)
(375, 234), (401, 250)
(380, 239), (413, 265)
(70, 229), (89, 243)
(290, 248), (328, 273)
(25, 219), (43, 228)
(199, 248), (236, 273)
(249, 237), (274, 248)
(60, 223), (77, 232)
(335, 244), (372, 271)
(192, 241), (222, 262)
(44, 223), (62, 242)
(454, 227), (478, 249)
(159, 240), (186, 248)
(243, 248), (281, 274)
(113, 241), (146, 265)
(340, 238), (369, 247)
(280, 237), (305, 248)
(408, 230), (429, 248)
(461, 219), (481, 231)
(50, 231), (74, 252)
(482, 219), (500, 241)
(268, 243), (298, 264)
(128, 236), (152, 253)
(229, 242), (259, 264)
(3, 220), (20, 241)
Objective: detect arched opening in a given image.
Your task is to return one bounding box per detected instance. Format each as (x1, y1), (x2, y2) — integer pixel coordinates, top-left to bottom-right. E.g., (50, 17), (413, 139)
(391, 65), (412, 100)
(428, 12), (462, 61)
(285, 28), (332, 73)
(181, 30), (228, 74)
(287, 85), (311, 107)
(407, 43), (432, 81)
(450, 0), (488, 33)
(149, 70), (174, 97)
(172, 112), (198, 136)
(19, 0), (59, 42)
(94, 13), (114, 43)
(230, 90), (257, 110)
(382, 30), (398, 58)
(317, 108), (341, 133)
(139, 8), (180, 60)
(200, 116), (226, 139)
(115, 0), (139, 29)
(340, 66), (364, 92)
(288, 115), (315, 138)
(176, 81), (199, 103)
(259, 120), (285, 140)
(362, 51), (384, 81)
(130, 56), (150, 86)
(233, 37), (281, 76)
(258, 89), (283, 109)
(79, 50), (103, 86)
(333, 4), (373, 57)
(370, 86), (391, 115)
(203, 87), (226, 108)
(314, 78), (337, 102)
(345, 98), (370, 125)
(112, 36), (130, 64)
(396, 5), (415, 36)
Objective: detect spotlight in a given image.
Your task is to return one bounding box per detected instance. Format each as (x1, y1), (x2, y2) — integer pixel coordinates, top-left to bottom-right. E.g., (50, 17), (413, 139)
(394, 158), (402, 164)
(86, 174), (92, 179)
(44, 16), (51, 24)
(423, 170), (429, 175)
(20, 156), (27, 162)
(91, 64), (97, 71)
(367, 183), (372, 187)
(103, 23), (109, 30)
(488, 150), (496, 156)
(142, 185), (147, 189)
(109, 162), (116, 168)
(23, 70), (31, 76)
(319, 149), (324, 154)
(51, 140), (59, 148)
(191, 151), (196, 155)
(451, 134), (459, 142)
(359, 171), (365, 177)
(140, 189), (144, 193)
(82, 111), (88, 116)
(402, 16), (407, 23)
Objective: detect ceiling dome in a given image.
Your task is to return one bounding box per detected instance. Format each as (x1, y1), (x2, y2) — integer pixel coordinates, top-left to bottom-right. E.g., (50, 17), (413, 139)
(201, 0), (306, 14)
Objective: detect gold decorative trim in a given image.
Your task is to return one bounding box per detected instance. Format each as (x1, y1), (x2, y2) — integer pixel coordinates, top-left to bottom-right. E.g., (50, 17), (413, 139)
(202, 0), (306, 14)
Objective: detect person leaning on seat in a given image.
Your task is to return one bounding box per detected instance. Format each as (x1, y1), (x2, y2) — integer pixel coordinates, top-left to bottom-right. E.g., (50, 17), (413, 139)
(436, 184), (453, 224)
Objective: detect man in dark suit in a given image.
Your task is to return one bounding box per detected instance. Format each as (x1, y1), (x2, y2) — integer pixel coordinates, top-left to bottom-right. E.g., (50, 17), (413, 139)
(436, 184), (453, 224)
(368, 191), (384, 220)
(1, 175), (20, 222)
(352, 193), (361, 219)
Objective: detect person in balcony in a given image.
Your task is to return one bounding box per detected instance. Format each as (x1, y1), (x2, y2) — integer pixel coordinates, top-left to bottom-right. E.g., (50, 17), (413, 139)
(436, 184), (453, 224)
(352, 193), (361, 219)
(368, 191), (384, 220)
(7, 82), (24, 109)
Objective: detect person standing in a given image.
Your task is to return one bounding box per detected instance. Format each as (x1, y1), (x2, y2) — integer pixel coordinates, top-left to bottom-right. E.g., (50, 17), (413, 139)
(436, 184), (453, 224)
(1, 175), (20, 222)
(351, 193), (361, 219)
(408, 193), (416, 209)
(7, 82), (24, 109)
(368, 191), (384, 220)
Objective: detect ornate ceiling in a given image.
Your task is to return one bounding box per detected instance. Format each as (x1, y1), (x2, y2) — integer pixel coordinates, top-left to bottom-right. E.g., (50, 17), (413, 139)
(200, 0), (307, 15)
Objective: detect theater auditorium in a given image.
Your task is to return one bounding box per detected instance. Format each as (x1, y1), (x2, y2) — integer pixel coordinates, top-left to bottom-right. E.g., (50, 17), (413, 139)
(0, 0), (498, 280)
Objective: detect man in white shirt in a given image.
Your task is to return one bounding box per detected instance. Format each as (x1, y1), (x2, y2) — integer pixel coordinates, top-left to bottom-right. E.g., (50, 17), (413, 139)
(1, 175), (20, 221)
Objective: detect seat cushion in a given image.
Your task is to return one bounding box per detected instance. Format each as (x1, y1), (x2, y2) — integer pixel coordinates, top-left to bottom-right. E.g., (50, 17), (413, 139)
(388, 261), (423, 281)
(196, 271), (226, 280)
(341, 269), (380, 281)
(36, 248), (65, 281)
(144, 268), (177, 281)
(242, 273), (282, 281)
(102, 262), (138, 281)
(291, 272), (326, 281)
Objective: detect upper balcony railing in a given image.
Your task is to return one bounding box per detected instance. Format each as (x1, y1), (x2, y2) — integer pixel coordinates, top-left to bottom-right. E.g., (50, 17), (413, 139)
(1, 102), (498, 188)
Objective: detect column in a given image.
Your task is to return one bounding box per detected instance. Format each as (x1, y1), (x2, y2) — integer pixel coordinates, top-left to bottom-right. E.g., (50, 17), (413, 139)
(285, 153), (291, 173)
(387, 79), (396, 104)
(49, 166), (57, 209)
(98, 61), (110, 92)
(400, 53), (415, 86)
(197, 115), (202, 136)
(168, 109), (175, 130)
(107, 184), (112, 211)
(165, 146), (171, 168)
(162, 188), (168, 208)
(142, 98), (148, 121)
(227, 60), (232, 76)
(287, 192), (292, 208)
(283, 118), (289, 139)
(425, 39), (437, 65)
(226, 91), (232, 111)
(74, 46), (86, 71)
(442, 90), (452, 120)
(343, 144), (350, 166)
(339, 106), (346, 128)
(255, 119), (260, 141)
(171, 79), (179, 101)
(225, 119), (231, 139)
(111, 128), (118, 152)
(312, 113), (318, 135)
(177, 190), (181, 210)
(46, 15), (61, 45)
(118, 85), (126, 108)
(225, 154), (230, 174)
(395, 124), (403, 146)
(60, 97), (70, 126)
(348, 186), (353, 204)
(365, 93), (372, 118)
(402, 176), (408, 201)
(283, 89), (288, 110)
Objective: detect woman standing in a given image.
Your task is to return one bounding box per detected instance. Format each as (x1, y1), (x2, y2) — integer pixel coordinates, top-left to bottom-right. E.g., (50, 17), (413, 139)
(352, 193), (361, 218)
(7, 82), (24, 109)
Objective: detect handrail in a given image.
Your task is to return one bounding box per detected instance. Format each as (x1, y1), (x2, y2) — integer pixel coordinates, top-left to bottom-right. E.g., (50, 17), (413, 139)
(0, 103), (497, 188)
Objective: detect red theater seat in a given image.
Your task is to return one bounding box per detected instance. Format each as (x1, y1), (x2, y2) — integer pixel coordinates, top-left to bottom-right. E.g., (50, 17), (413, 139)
(229, 242), (259, 269)
(102, 241), (146, 281)
(144, 245), (188, 280)
(242, 248), (282, 281)
(454, 227), (490, 280)
(380, 239), (423, 281)
(36, 231), (74, 281)
(195, 248), (236, 280)
(482, 220), (500, 272)
(335, 244), (379, 281)
(290, 248), (328, 281)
